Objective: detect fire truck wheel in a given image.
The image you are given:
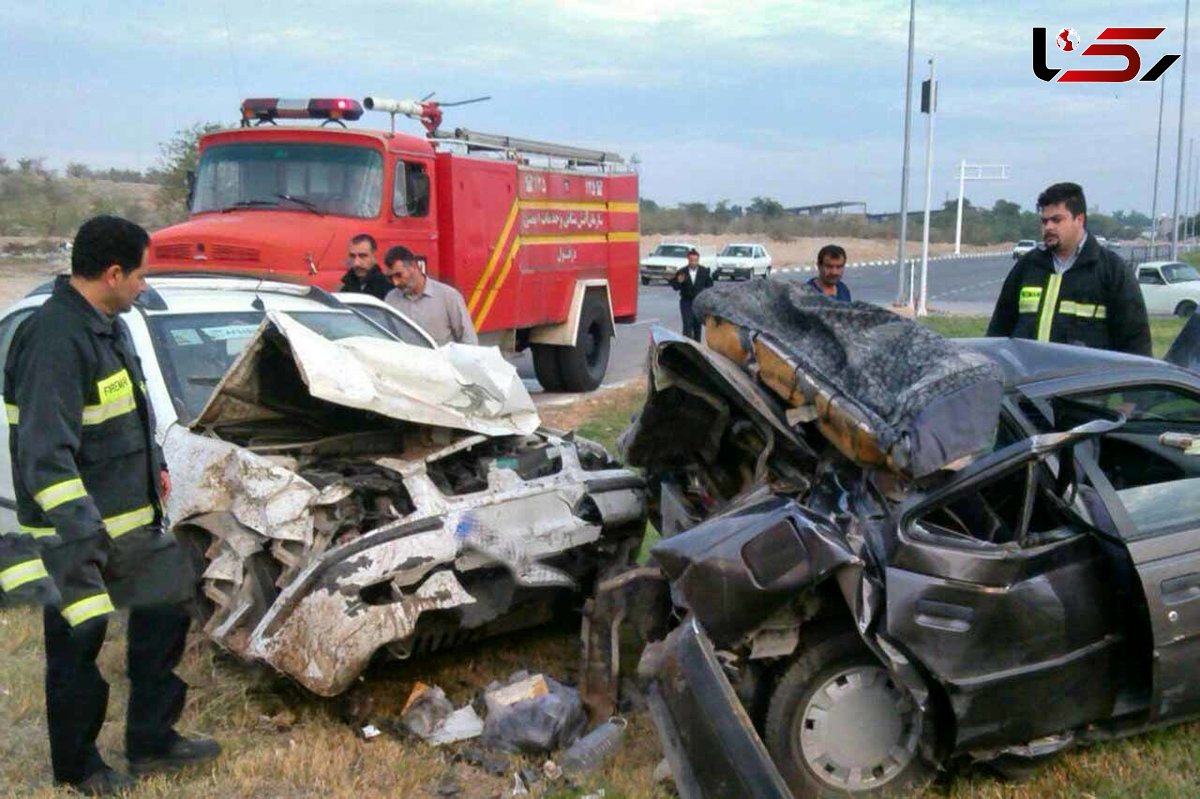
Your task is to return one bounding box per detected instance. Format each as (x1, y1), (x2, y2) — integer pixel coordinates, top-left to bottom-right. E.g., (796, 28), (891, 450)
(532, 344), (566, 393)
(557, 294), (611, 392)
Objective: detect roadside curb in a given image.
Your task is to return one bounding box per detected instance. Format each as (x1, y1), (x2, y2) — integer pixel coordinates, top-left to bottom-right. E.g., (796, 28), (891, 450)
(775, 251), (1007, 274)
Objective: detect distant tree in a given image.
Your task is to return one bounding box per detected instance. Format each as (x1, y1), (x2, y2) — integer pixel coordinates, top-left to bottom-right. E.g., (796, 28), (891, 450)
(639, 197), (660, 213)
(66, 162), (91, 179)
(17, 157), (47, 176)
(154, 122), (223, 222)
(748, 196), (785, 219)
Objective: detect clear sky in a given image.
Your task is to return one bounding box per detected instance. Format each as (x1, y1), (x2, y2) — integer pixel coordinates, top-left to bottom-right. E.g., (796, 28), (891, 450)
(2, 1), (1195, 216)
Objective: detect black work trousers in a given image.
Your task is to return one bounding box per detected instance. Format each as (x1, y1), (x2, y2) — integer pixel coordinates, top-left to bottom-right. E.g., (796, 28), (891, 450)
(680, 300), (702, 341)
(43, 603), (190, 784)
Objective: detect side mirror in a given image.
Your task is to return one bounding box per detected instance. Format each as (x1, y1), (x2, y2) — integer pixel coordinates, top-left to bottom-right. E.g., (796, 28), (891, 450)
(185, 170), (197, 211)
(407, 171), (430, 217)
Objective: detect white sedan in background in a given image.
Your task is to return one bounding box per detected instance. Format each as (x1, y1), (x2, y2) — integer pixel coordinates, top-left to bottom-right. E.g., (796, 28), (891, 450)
(1136, 260), (1200, 317)
(1012, 239), (1038, 259)
(713, 243), (772, 280)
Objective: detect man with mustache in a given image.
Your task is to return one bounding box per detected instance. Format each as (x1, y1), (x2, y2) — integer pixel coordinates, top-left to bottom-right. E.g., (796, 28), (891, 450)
(987, 182), (1150, 356)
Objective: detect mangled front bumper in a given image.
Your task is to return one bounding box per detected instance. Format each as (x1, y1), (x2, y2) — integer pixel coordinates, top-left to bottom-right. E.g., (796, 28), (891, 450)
(644, 619), (792, 799)
(243, 462), (645, 696)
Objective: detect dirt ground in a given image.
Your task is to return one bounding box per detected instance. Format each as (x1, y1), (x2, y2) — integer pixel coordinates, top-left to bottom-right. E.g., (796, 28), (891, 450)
(641, 233), (997, 266)
(0, 259), (66, 305)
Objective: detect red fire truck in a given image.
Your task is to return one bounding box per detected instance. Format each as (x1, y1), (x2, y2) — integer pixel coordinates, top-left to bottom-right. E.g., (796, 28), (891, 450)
(148, 96), (639, 391)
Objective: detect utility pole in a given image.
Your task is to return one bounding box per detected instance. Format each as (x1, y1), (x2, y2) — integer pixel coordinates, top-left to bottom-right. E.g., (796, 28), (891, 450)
(1172, 0), (1191, 260)
(1185, 139), (1195, 245)
(917, 58), (936, 317)
(954, 162), (1009, 254)
(1188, 138), (1196, 244)
(1151, 77), (1166, 249)
(894, 0), (917, 306)
(1189, 148), (1199, 245)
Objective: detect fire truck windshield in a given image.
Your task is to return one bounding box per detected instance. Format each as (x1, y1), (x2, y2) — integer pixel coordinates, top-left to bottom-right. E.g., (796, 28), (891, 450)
(192, 142), (385, 218)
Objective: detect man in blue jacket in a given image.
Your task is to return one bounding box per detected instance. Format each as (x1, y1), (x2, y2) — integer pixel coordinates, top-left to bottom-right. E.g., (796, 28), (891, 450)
(806, 244), (852, 301)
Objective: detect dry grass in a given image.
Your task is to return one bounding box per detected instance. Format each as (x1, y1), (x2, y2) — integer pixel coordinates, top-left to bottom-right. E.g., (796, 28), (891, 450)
(0, 606), (670, 798)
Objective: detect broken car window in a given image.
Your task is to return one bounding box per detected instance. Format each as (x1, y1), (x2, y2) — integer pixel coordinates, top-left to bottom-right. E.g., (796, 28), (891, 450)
(148, 310), (393, 422)
(1054, 386), (1200, 490)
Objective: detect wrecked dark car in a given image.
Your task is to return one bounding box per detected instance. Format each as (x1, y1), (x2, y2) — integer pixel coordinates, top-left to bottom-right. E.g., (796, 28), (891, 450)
(597, 281), (1200, 798)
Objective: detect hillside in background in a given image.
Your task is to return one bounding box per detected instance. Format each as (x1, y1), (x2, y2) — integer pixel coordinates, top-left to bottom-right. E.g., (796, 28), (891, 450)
(0, 149), (1176, 255)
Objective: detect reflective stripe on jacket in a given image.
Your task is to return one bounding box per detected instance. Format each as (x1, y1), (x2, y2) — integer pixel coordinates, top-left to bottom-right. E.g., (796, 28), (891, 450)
(986, 236), (1151, 356)
(4, 277), (164, 545)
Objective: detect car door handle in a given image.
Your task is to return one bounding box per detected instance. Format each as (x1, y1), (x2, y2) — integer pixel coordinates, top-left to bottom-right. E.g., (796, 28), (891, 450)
(915, 599), (974, 633)
(1161, 573), (1200, 605)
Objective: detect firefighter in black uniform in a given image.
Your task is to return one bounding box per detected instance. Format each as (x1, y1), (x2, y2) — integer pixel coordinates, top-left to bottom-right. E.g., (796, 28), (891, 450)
(987, 182), (1151, 356)
(4, 216), (220, 794)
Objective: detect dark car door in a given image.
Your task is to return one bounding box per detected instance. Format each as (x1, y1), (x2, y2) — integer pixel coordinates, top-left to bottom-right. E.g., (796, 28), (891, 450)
(886, 421), (1125, 751)
(1047, 383), (1200, 721)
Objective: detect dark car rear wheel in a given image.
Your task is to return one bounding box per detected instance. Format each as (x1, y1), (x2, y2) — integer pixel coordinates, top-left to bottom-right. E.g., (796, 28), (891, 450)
(764, 629), (933, 798)
(1175, 300), (1197, 318)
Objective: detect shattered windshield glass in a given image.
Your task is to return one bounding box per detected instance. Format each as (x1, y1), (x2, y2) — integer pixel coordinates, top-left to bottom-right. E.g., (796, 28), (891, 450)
(148, 310), (392, 422)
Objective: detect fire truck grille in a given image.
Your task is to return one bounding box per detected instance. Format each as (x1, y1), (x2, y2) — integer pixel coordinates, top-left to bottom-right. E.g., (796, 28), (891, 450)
(155, 244), (193, 260)
(210, 245), (262, 263)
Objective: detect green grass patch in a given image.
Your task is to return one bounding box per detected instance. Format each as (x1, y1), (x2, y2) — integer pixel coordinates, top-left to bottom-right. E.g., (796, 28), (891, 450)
(920, 315), (1186, 358)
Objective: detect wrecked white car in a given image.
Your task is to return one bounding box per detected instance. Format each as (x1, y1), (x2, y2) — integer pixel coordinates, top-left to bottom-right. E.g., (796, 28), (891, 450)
(0, 276), (646, 696)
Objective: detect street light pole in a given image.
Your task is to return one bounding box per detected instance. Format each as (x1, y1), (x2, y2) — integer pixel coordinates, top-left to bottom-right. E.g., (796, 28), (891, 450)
(954, 159), (966, 255)
(917, 58), (936, 317)
(894, 0), (917, 306)
(1188, 138), (1196, 244)
(1172, 0), (1191, 260)
(1151, 76), (1166, 249)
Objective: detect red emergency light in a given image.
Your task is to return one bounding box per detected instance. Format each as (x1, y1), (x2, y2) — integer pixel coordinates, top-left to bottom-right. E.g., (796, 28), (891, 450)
(240, 98), (364, 126)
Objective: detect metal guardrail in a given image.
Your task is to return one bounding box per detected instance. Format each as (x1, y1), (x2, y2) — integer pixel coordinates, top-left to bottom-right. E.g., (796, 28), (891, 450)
(1126, 243), (1174, 268)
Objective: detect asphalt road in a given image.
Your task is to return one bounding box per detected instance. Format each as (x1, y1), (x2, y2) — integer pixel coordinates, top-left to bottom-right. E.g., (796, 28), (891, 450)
(519, 250), (1028, 397)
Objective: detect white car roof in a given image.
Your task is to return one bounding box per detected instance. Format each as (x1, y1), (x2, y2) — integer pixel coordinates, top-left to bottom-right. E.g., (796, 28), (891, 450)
(1137, 261), (1191, 269)
(24, 274), (366, 316)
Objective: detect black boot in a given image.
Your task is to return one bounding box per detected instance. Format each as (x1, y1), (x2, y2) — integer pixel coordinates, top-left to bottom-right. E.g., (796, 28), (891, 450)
(127, 731), (221, 776)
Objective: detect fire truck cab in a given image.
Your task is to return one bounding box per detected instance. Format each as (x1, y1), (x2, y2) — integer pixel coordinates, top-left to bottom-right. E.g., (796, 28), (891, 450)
(149, 97), (639, 392)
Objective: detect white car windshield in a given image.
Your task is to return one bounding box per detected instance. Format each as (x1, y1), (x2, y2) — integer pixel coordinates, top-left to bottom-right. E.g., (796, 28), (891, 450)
(148, 310), (392, 421)
(653, 245), (691, 258)
(721, 246), (754, 257)
(1163, 262), (1200, 283)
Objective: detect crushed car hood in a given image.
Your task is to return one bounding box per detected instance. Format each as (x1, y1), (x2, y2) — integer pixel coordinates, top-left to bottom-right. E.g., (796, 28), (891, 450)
(193, 310), (540, 437)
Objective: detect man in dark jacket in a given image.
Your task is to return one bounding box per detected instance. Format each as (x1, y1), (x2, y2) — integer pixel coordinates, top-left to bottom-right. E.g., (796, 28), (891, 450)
(5, 216), (219, 795)
(671, 248), (714, 341)
(987, 182), (1151, 356)
(338, 233), (390, 300)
